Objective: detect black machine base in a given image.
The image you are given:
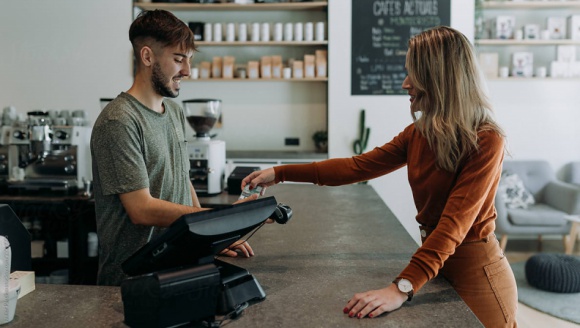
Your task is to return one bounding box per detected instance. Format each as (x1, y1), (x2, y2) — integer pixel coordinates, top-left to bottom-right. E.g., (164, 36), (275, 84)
(215, 259), (266, 316)
(121, 260), (266, 327)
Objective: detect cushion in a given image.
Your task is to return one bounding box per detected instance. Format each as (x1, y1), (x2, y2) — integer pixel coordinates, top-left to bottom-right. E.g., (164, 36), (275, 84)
(525, 253), (580, 293)
(507, 204), (568, 226)
(498, 171), (535, 209)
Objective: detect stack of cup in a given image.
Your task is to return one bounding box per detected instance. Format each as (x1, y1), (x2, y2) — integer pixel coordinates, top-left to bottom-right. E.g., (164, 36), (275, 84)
(294, 22), (304, 41)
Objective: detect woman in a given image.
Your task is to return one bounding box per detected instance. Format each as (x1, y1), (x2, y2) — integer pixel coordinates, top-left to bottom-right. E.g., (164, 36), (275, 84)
(242, 26), (517, 327)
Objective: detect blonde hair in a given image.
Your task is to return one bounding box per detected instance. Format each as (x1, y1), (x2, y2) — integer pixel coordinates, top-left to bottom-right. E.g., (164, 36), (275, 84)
(406, 26), (504, 172)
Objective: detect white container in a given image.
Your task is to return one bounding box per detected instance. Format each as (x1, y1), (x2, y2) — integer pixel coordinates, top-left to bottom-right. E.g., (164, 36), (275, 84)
(0, 236), (20, 325)
(0, 281), (20, 325)
(191, 67), (199, 79)
(315, 22), (325, 41)
(284, 22), (293, 41)
(87, 232), (98, 257)
(304, 22), (314, 41)
(499, 66), (509, 78)
(536, 66), (547, 78)
(261, 22), (270, 42)
(283, 67), (292, 79)
(274, 23), (283, 42)
(251, 23), (260, 42)
(294, 22), (304, 42)
(204, 23), (212, 42)
(213, 23), (222, 42)
(238, 23), (247, 42)
(226, 23), (236, 42)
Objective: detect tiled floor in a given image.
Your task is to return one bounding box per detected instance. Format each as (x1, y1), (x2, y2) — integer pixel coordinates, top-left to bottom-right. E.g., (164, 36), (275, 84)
(504, 238), (580, 328)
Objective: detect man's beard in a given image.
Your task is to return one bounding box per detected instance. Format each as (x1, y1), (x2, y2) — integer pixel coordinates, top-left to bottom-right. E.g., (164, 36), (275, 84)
(152, 62), (179, 98)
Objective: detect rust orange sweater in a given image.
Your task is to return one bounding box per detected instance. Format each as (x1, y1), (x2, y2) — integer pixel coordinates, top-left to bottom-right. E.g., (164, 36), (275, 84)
(274, 123), (504, 292)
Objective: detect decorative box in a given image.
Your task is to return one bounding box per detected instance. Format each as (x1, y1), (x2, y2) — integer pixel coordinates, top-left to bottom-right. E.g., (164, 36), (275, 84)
(511, 52), (533, 78)
(557, 45), (577, 63)
(490, 16), (516, 39)
(479, 52), (499, 79)
(547, 17), (566, 40)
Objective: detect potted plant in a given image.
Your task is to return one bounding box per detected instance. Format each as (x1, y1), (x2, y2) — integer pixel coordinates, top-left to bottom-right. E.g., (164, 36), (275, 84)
(312, 130), (328, 153)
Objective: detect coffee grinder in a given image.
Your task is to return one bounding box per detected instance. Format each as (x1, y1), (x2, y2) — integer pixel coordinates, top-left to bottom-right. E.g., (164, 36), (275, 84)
(183, 99), (225, 196)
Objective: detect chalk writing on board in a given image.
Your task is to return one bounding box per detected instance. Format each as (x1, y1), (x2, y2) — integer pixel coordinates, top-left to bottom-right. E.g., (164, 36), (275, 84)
(352, 0), (451, 95)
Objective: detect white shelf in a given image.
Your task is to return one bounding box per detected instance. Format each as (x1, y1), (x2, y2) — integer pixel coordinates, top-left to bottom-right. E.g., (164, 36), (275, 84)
(481, 1), (580, 9)
(196, 41), (328, 46)
(184, 77), (327, 82)
(476, 39), (580, 46)
(135, 2), (328, 11)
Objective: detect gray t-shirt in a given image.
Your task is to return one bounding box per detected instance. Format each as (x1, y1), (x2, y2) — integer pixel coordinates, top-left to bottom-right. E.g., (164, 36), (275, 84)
(91, 92), (192, 286)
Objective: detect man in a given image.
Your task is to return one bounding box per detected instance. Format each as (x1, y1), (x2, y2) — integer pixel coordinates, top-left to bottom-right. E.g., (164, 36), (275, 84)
(91, 10), (255, 286)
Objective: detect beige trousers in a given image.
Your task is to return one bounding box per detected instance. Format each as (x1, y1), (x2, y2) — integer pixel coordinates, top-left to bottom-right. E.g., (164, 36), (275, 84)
(435, 233), (518, 328)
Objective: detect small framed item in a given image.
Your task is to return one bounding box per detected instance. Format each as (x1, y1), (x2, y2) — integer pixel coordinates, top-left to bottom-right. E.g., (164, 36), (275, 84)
(511, 52), (533, 78)
(547, 17), (566, 40)
(523, 24), (540, 40)
(490, 16), (515, 39)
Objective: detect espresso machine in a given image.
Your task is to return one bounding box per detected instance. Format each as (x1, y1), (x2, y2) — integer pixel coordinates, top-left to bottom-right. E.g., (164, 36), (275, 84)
(8, 111), (92, 193)
(183, 99), (225, 196)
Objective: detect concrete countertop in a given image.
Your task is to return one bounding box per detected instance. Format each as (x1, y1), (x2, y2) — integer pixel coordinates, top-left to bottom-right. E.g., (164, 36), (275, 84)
(226, 150), (327, 161)
(7, 184), (482, 328)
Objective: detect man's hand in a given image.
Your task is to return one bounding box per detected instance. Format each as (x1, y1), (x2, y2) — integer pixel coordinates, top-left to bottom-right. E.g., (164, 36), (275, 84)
(342, 283), (407, 319)
(220, 240), (254, 257)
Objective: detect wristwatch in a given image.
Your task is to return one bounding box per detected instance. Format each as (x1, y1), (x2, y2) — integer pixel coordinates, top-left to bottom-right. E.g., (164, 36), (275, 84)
(393, 278), (414, 302)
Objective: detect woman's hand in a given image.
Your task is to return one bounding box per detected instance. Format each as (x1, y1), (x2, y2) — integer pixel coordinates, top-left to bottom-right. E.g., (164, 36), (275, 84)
(241, 168), (276, 192)
(343, 283), (407, 319)
(219, 240), (254, 258)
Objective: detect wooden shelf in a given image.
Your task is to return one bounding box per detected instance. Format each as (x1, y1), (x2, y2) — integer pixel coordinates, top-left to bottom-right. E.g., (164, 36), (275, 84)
(196, 40), (327, 46)
(184, 77), (327, 82)
(135, 2), (328, 11)
(481, 1), (580, 9)
(486, 77), (580, 81)
(476, 39), (580, 46)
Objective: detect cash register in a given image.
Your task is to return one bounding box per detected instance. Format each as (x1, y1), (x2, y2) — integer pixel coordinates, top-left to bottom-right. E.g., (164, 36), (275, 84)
(120, 196), (291, 328)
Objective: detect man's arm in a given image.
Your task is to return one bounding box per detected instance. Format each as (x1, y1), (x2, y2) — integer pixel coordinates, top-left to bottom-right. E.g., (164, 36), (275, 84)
(119, 188), (205, 227)
(190, 181), (201, 208)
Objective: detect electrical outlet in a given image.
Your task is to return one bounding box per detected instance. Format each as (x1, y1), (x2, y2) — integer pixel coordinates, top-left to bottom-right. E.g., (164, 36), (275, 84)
(285, 138), (299, 146)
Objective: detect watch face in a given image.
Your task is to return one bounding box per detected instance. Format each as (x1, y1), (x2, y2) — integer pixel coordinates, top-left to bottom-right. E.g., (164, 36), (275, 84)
(398, 279), (413, 293)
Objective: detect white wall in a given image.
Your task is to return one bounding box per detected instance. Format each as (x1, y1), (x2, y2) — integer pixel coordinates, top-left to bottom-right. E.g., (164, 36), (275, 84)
(0, 0), (133, 124)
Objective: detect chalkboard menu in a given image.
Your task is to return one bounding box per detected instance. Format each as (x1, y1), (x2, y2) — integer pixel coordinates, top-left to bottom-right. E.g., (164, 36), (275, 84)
(351, 0), (451, 95)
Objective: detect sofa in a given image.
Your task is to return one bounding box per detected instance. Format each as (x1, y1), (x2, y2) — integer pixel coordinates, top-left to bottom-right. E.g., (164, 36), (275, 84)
(494, 160), (580, 251)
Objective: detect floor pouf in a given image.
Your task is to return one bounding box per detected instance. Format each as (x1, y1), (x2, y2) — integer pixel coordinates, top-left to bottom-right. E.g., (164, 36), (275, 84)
(525, 253), (580, 293)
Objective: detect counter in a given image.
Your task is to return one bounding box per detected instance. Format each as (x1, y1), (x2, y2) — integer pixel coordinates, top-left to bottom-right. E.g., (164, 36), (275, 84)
(7, 184), (482, 327)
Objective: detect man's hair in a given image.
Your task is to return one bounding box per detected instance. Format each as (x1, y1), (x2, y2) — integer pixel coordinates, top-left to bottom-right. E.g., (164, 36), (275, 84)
(129, 10), (196, 61)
